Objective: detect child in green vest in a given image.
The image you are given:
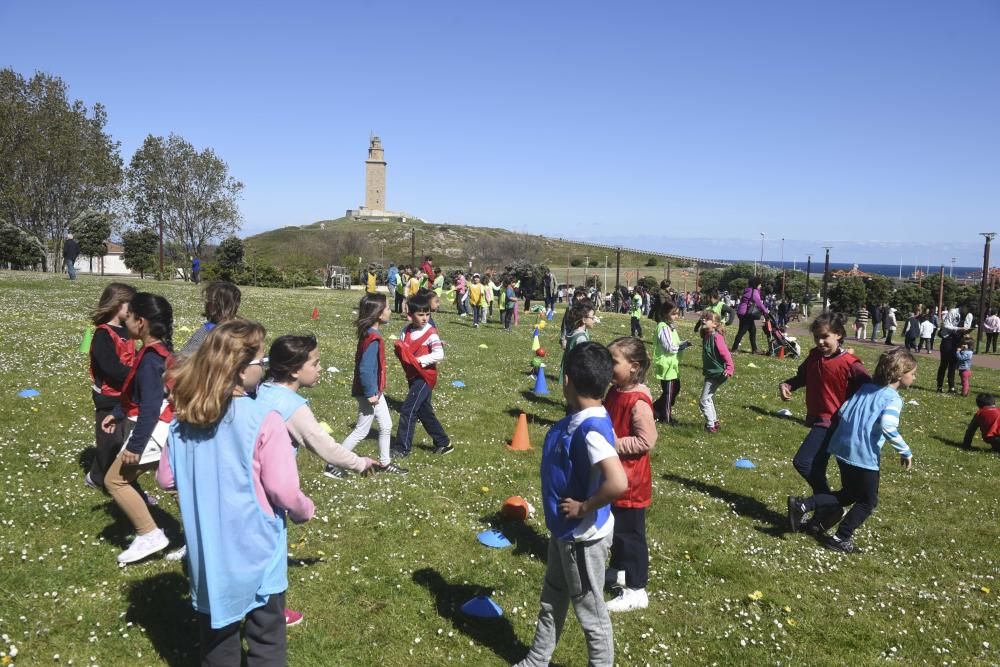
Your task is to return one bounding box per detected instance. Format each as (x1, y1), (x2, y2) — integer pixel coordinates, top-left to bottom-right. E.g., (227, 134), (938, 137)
(630, 288), (643, 337)
(699, 311), (735, 433)
(559, 299), (595, 387)
(652, 298), (689, 424)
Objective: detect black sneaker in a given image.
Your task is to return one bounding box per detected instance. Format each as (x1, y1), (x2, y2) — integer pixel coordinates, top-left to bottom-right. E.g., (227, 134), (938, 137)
(390, 448), (410, 459)
(824, 535), (856, 553)
(787, 496), (806, 532)
(433, 444), (455, 455)
(323, 465), (348, 479)
(378, 462), (409, 475)
(802, 518), (826, 537)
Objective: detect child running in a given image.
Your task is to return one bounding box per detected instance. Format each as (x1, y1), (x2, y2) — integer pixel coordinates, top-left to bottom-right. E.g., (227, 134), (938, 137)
(85, 282), (137, 490)
(652, 298), (689, 424)
(788, 348), (916, 553)
(698, 310), (734, 433)
(330, 293), (408, 476)
(780, 313), (870, 535)
(956, 336), (974, 396)
(159, 320), (314, 664)
(392, 291), (452, 457)
(514, 342), (627, 667)
(604, 337), (656, 613)
(962, 393), (1000, 452)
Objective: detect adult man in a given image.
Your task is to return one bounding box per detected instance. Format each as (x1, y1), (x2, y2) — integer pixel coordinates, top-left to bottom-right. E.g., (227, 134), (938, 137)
(63, 233), (80, 279)
(543, 270), (556, 312)
(190, 256), (201, 284)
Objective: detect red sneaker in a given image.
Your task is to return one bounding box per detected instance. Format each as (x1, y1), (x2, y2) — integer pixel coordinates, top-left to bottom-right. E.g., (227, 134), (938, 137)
(284, 608), (303, 626)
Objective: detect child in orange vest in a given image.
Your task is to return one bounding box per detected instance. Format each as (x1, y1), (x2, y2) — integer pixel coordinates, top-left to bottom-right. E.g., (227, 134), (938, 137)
(603, 336), (657, 612)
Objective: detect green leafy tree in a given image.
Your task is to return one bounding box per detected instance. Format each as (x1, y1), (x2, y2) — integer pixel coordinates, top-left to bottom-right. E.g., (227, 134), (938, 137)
(645, 257), (658, 267)
(570, 258), (583, 267)
(125, 133), (242, 256)
(504, 261), (549, 300)
(121, 228), (158, 278)
(828, 277), (867, 313)
(698, 269), (722, 295)
(864, 275), (894, 306)
(893, 282), (933, 316)
(0, 222), (45, 269)
(718, 263), (757, 293)
(0, 69), (122, 268)
(69, 210), (112, 273)
(216, 236), (244, 270)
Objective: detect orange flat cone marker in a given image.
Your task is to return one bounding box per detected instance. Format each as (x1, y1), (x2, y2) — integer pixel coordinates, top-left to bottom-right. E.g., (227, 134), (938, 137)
(312, 307), (319, 320)
(777, 346), (784, 359)
(507, 412), (533, 451)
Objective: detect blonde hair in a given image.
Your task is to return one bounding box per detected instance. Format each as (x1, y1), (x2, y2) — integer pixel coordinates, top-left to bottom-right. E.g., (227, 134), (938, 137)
(608, 336), (650, 385)
(700, 310), (724, 333)
(872, 347), (916, 386)
(169, 319), (265, 427)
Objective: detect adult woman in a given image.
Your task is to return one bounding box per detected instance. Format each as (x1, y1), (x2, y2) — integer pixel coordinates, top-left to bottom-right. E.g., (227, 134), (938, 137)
(730, 277), (769, 354)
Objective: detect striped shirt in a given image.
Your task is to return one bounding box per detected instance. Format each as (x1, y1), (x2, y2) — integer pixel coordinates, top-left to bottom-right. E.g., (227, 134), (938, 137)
(829, 384), (912, 471)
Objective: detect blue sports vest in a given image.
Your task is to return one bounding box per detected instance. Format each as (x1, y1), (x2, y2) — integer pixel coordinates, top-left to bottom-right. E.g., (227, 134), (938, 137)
(168, 397), (288, 629)
(540, 414), (616, 541)
(255, 382), (308, 421)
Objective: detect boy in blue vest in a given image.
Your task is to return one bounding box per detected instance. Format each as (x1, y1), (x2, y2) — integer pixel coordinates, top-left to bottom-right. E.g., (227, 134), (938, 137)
(515, 342), (627, 667)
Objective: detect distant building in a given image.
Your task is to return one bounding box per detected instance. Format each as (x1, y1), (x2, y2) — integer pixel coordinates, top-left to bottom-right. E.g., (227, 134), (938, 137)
(47, 242), (133, 276)
(346, 135), (419, 222)
(832, 263), (869, 279)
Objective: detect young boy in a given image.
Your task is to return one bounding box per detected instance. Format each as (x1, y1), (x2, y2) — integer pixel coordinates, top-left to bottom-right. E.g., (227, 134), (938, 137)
(918, 315), (935, 353)
(962, 393), (1000, 452)
(788, 348), (916, 553)
(392, 292), (452, 457)
(365, 263), (378, 294)
(956, 336), (974, 397)
(515, 342), (627, 667)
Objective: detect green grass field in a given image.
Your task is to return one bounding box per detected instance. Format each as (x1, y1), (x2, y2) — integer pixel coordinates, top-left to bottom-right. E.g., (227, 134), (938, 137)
(0, 272), (997, 666)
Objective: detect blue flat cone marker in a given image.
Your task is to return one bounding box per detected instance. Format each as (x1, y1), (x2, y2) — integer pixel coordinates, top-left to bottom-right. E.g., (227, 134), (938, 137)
(79, 328), (93, 354)
(17, 388), (40, 398)
(477, 529), (512, 548)
(533, 364), (549, 395)
(452, 380), (466, 388)
(547, 310), (555, 320)
(734, 457), (756, 469)
(461, 595), (503, 618)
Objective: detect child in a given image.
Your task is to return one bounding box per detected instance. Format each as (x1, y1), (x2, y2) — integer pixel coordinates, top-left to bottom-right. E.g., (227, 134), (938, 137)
(331, 294), (407, 475)
(159, 320), (314, 664)
(559, 299), (595, 387)
(788, 348), (915, 553)
(560, 287), (588, 348)
(455, 270), (468, 316)
(469, 273), (486, 327)
(604, 338), (656, 613)
(956, 336), (974, 397)
(854, 306), (869, 341)
(100, 293), (175, 564)
(514, 342), (627, 667)
(962, 393), (1000, 451)
(630, 288), (643, 338)
(180, 281), (242, 357)
(903, 310), (920, 352)
(366, 263), (378, 294)
(652, 298), (689, 424)
(392, 292), (451, 456)
(694, 290), (734, 332)
(503, 277), (518, 331)
(919, 315), (935, 353)
(394, 266), (409, 313)
(86, 282), (137, 490)
(780, 313), (870, 535)
(432, 267), (444, 297)
(699, 310), (735, 433)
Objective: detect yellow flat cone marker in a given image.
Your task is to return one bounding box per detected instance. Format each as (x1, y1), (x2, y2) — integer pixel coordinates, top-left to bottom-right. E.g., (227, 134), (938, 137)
(478, 343), (488, 349)
(318, 421), (334, 434)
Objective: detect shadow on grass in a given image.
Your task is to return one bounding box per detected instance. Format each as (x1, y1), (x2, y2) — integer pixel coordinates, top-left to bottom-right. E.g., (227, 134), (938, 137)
(127, 571), (199, 666)
(412, 568), (535, 665)
(520, 389), (562, 407)
(98, 498), (184, 549)
(932, 434), (982, 452)
(77, 446), (96, 472)
(505, 407), (558, 428)
(744, 404), (805, 427)
(662, 473), (788, 538)
(479, 512), (549, 561)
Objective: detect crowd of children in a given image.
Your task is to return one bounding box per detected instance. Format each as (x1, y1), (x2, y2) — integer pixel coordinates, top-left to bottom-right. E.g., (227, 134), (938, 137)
(78, 272), (997, 666)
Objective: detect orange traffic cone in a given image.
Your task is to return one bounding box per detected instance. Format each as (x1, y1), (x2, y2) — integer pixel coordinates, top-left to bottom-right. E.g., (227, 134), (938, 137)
(777, 346), (785, 359)
(311, 307), (319, 320)
(507, 412), (533, 451)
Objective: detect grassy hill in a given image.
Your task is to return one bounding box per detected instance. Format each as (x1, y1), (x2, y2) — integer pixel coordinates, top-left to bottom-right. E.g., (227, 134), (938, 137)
(244, 217), (727, 284)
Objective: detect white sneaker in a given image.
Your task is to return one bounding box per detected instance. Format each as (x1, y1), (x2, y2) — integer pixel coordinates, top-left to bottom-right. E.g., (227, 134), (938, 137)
(604, 568), (626, 589)
(165, 544), (187, 561)
(117, 528), (168, 564)
(606, 587), (649, 613)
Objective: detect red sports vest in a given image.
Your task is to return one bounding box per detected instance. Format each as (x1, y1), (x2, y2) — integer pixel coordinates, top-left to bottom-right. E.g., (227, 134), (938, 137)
(352, 331), (386, 397)
(802, 349), (866, 425)
(89, 324), (136, 397)
(604, 387), (653, 509)
(120, 341), (174, 422)
(394, 326), (439, 389)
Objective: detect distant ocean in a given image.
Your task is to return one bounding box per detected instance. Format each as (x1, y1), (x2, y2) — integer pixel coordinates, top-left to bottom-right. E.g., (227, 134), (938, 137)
(734, 260), (981, 280)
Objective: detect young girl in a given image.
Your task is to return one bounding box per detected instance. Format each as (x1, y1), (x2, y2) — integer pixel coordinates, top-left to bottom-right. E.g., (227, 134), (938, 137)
(503, 277), (518, 331)
(780, 313), (870, 535)
(100, 293), (175, 564)
(956, 336), (974, 396)
(652, 299), (689, 424)
(558, 299), (594, 387)
(159, 320), (314, 664)
(604, 337), (657, 613)
(86, 282), (136, 490)
(179, 281), (242, 357)
(789, 348), (915, 553)
(329, 293), (407, 476)
(699, 311), (734, 433)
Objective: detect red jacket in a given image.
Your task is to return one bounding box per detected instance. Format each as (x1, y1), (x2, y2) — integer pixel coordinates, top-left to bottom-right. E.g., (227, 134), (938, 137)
(604, 387), (653, 509)
(975, 406), (1000, 440)
(784, 348), (869, 426)
(394, 325), (439, 389)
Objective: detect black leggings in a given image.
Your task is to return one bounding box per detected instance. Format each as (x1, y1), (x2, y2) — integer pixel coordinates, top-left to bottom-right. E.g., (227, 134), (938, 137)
(610, 506), (648, 589)
(731, 314), (758, 353)
(804, 460), (879, 541)
(987, 332), (998, 353)
(937, 335), (958, 390)
(652, 378), (680, 422)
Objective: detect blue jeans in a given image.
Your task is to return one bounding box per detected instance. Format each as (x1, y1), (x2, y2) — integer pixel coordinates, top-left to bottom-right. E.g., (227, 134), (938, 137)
(394, 378), (449, 454)
(64, 259), (77, 279)
(472, 305), (483, 325)
(792, 425), (833, 495)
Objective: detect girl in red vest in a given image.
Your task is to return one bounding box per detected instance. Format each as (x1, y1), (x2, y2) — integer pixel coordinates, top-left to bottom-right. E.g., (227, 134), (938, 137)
(101, 293), (176, 564)
(331, 293), (408, 476)
(603, 336), (657, 613)
(86, 282), (136, 490)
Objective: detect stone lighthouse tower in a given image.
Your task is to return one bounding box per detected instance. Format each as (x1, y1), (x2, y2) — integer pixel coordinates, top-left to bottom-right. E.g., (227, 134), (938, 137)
(365, 135), (386, 211)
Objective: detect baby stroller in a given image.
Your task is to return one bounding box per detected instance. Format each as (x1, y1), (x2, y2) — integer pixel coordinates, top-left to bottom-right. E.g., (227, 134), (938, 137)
(763, 312), (801, 358)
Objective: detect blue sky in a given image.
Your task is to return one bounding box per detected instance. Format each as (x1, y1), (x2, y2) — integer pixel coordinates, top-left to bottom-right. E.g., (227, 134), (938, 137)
(2, 1), (998, 264)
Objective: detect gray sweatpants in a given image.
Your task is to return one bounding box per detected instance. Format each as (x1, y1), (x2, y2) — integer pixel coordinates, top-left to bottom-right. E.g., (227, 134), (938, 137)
(517, 532), (614, 667)
(341, 395), (392, 465)
(699, 376), (728, 425)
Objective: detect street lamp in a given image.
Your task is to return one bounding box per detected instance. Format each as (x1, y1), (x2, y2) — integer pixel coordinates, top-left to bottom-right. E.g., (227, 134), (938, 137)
(822, 247), (832, 314)
(951, 257), (956, 278)
(805, 254), (812, 316)
(758, 232), (766, 276)
(976, 234), (996, 352)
